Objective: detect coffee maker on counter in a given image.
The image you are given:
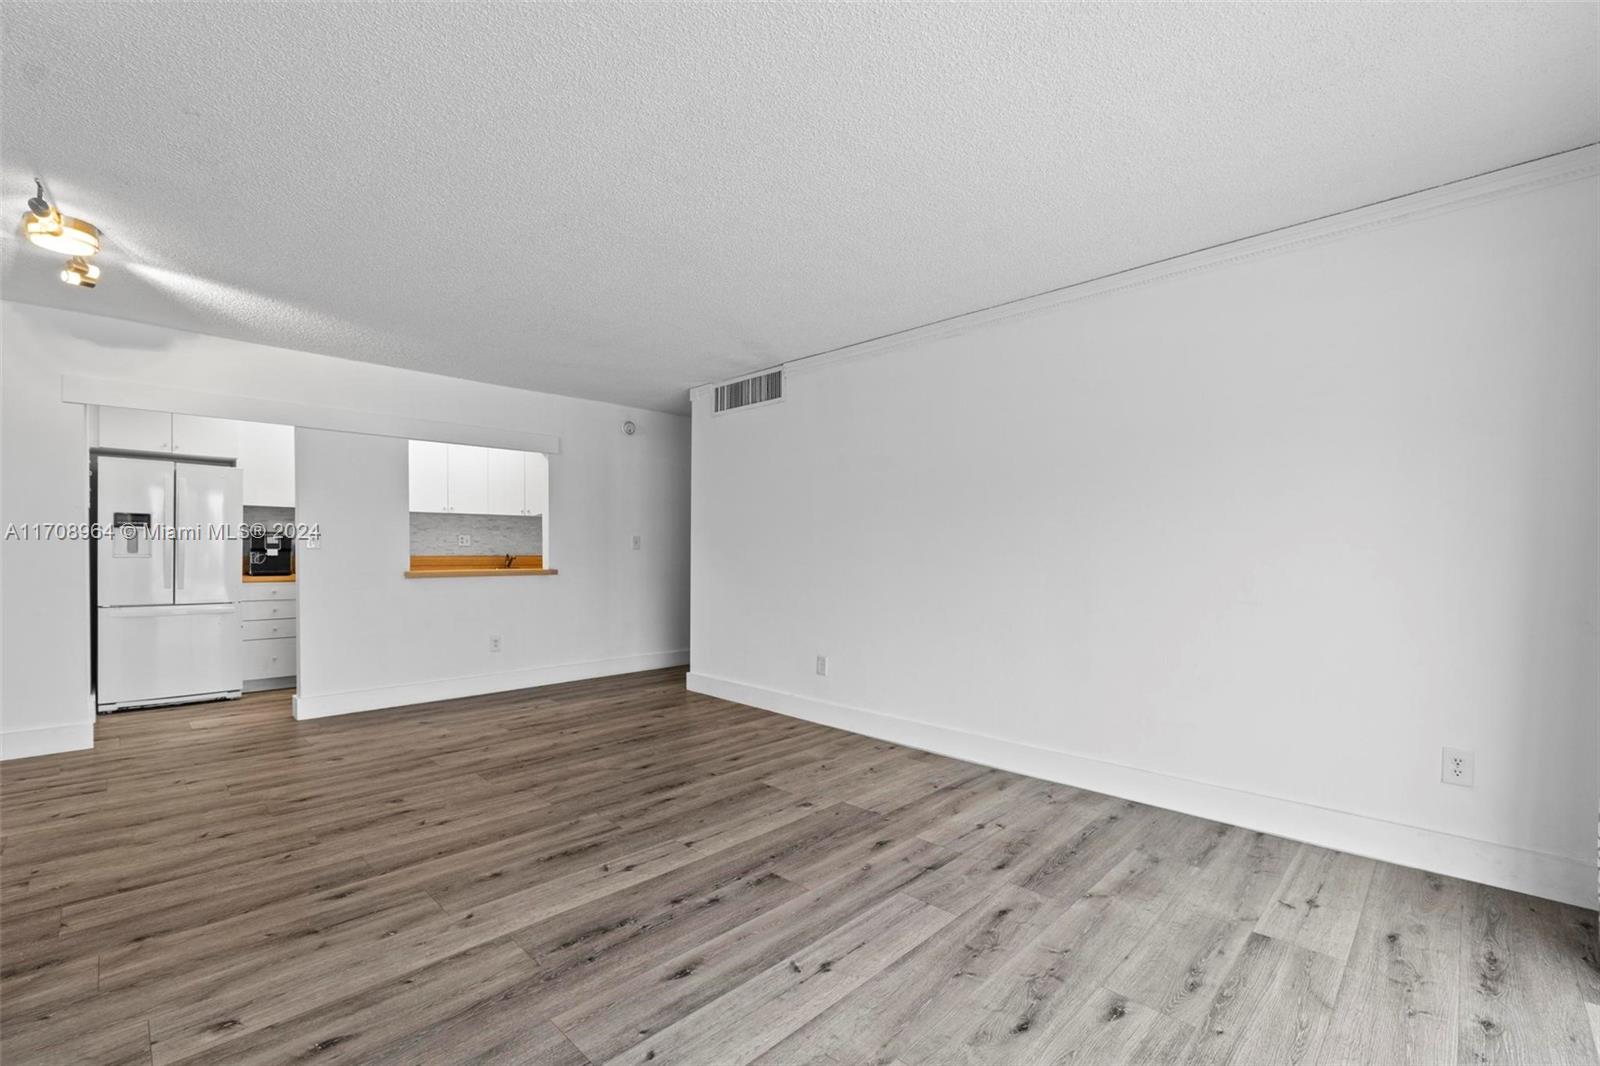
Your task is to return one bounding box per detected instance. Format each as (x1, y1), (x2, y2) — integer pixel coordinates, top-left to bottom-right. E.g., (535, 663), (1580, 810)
(247, 529), (295, 577)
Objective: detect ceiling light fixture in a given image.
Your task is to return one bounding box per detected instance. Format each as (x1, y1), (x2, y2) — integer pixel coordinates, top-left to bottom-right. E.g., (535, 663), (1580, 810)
(26, 213), (102, 256)
(22, 179), (105, 287)
(24, 206), (101, 256)
(61, 256), (100, 288)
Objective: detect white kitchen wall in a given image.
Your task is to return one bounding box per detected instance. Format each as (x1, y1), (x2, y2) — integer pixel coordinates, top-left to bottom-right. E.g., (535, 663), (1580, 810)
(294, 423), (686, 718)
(689, 159), (1599, 906)
(0, 302), (689, 755)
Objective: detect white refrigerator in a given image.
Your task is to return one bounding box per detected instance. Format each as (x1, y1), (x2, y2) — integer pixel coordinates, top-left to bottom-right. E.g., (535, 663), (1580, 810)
(95, 456), (243, 711)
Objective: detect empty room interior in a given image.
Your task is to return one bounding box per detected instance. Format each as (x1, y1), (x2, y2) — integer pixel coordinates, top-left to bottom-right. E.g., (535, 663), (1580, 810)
(2, 3), (1598, 1064)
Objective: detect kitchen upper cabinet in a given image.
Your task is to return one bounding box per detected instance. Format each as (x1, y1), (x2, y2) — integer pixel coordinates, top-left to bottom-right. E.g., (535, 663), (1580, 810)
(171, 414), (239, 458)
(409, 440), (548, 517)
(94, 407), (242, 458)
(96, 407), (174, 453)
(446, 445), (489, 514)
(523, 452), (548, 518)
(486, 448), (549, 516)
(238, 421), (295, 507)
(408, 440), (450, 512)
(487, 448), (526, 515)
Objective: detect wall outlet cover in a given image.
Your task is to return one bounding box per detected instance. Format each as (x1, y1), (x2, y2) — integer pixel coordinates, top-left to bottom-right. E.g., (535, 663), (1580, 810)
(457, 533), (472, 547)
(1441, 747), (1474, 787)
(489, 635), (502, 653)
(815, 655), (828, 677)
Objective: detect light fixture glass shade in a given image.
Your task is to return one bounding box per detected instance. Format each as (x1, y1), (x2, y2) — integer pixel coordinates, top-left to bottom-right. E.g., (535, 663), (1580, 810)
(24, 211), (101, 256)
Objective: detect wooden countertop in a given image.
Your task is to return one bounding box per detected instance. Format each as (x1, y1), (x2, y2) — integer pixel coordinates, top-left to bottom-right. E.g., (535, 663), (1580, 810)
(242, 573), (296, 583)
(403, 554), (557, 579)
(404, 568), (558, 578)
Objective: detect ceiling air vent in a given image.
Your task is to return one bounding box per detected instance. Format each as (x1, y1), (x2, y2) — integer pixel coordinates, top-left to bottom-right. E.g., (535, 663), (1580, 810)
(713, 369), (784, 414)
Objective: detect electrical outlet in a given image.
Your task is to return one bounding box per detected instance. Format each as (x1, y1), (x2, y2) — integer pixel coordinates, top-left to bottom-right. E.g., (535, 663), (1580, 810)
(1441, 747), (1474, 787)
(632, 535), (642, 550)
(815, 655), (828, 677)
(457, 534), (472, 547)
(489, 635), (502, 653)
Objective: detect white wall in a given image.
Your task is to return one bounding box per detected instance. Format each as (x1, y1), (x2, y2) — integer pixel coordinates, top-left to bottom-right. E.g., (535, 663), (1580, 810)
(0, 302), (689, 754)
(293, 422), (687, 717)
(0, 327), (93, 757)
(689, 158), (1599, 906)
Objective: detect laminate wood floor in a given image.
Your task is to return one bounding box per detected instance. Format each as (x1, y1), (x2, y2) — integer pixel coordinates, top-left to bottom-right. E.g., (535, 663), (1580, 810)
(2, 667), (1597, 1065)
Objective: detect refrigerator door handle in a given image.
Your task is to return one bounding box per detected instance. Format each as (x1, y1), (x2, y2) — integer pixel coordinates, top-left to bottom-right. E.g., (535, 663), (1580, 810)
(160, 472), (175, 591)
(172, 475), (185, 590)
(174, 473), (186, 589)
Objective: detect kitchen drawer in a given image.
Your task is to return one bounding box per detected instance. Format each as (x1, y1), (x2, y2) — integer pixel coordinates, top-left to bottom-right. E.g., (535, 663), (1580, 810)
(242, 636), (296, 680)
(241, 600), (296, 622)
(241, 618), (296, 641)
(240, 582), (297, 602)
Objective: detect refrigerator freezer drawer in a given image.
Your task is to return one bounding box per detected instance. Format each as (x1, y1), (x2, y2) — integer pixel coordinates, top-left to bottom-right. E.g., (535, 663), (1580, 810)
(97, 605), (243, 710)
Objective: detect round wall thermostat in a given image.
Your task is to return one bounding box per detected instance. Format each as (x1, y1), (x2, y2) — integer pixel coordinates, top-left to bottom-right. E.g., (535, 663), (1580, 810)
(623, 421), (636, 435)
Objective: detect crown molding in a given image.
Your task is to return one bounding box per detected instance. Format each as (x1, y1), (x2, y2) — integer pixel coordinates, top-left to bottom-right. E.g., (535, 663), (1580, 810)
(689, 144), (1598, 399)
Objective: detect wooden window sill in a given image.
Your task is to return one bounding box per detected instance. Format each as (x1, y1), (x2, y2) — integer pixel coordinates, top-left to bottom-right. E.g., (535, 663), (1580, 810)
(403, 568), (559, 579)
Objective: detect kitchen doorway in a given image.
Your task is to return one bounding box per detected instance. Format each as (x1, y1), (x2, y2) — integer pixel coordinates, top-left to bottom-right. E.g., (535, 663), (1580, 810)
(88, 406), (300, 716)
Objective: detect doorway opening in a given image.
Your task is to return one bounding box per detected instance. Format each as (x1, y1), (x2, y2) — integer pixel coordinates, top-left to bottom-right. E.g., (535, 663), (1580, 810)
(89, 406), (299, 721)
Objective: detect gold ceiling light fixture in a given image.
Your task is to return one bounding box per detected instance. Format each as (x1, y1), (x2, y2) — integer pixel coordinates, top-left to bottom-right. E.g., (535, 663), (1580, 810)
(22, 179), (105, 286)
(61, 256), (100, 288)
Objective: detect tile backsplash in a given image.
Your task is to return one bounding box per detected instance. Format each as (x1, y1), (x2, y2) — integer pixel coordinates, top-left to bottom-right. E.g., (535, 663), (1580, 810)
(411, 512), (543, 556)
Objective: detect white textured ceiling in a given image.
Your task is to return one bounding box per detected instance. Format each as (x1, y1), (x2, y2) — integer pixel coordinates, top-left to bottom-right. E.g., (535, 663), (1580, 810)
(2, 3), (1595, 412)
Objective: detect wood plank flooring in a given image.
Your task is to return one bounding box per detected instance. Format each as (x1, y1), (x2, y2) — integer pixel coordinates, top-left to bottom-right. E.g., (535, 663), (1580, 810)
(2, 667), (1596, 1065)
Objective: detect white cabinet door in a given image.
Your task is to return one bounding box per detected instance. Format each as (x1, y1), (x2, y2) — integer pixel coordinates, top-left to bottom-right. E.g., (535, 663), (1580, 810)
(97, 407), (173, 453)
(171, 414), (239, 458)
(523, 452), (549, 518)
(446, 444), (489, 514)
(487, 448), (525, 515)
(408, 441), (449, 512)
(238, 421), (295, 507)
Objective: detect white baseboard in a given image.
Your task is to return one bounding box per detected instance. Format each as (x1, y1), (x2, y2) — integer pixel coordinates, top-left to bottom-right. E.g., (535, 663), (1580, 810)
(0, 722), (95, 760)
(688, 671), (1595, 910)
(293, 651), (690, 720)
